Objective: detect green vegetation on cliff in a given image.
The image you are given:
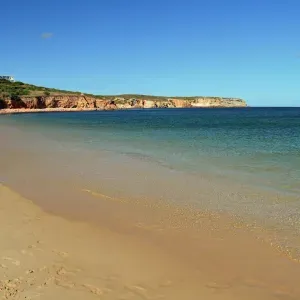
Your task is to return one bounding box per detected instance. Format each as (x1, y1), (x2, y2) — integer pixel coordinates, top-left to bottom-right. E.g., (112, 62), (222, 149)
(0, 79), (243, 103)
(0, 80), (178, 100)
(0, 80), (246, 110)
(0, 79), (77, 99)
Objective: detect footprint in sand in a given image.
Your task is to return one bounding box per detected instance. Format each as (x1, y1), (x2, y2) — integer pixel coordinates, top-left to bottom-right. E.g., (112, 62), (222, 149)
(27, 243), (43, 251)
(56, 267), (68, 276)
(38, 276), (55, 288)
(0, 263), (8, 269)
(1, 257), (20, 266)
(54, 278), (75, 289)
(82, 284), (104, 296)
(52, 250), (69, 258)
(55, 265), (81, 277)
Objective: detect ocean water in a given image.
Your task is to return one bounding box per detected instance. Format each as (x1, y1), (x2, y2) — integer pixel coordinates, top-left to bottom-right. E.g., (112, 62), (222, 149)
(2, 107), (300, 255)
(1, 107), (300, 196)
(3, 109), (300, 299)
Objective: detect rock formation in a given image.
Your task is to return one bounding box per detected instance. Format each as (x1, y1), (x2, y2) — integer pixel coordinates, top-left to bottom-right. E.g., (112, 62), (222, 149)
(0, 95), (247, 111)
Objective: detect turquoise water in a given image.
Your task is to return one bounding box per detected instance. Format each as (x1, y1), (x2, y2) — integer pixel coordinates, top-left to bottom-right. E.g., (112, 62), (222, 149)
(1, 107), (300, 195)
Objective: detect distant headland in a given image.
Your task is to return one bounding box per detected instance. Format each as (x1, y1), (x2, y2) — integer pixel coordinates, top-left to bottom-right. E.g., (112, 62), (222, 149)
(0, 79), (247, 114)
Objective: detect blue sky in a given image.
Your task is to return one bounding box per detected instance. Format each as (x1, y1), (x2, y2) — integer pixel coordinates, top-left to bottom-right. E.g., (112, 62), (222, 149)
(1, 0), (299, 106)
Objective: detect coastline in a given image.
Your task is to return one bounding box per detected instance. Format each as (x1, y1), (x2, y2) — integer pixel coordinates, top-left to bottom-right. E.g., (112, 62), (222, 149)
(0, 80), (247, 113)
(0, 106), (249, 115)
(0, 108), (99, 115)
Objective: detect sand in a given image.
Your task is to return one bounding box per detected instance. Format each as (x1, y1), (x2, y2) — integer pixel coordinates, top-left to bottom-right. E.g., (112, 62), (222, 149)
(0, 184), (203, 300)
(2, 184), (300, 300)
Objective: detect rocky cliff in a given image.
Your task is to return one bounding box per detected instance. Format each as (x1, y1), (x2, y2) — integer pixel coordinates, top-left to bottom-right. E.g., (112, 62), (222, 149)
(0, 95), (247, 110)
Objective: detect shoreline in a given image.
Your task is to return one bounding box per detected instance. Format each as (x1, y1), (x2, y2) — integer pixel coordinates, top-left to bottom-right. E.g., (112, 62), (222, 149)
(0, 106), (250, 115)
(0, 108), (99, 115)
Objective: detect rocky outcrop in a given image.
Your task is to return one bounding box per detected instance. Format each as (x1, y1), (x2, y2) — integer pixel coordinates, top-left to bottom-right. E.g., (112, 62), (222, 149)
(0, 95), (247, 111)
(190, 97), (246, 108)
(166, 97), (247, 108)
(3, 98), (27, 109)
(22, 95), (97, 109)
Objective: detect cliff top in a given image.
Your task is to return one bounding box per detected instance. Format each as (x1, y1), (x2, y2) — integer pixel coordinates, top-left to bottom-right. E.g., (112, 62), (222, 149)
(0, 80), (243, 102)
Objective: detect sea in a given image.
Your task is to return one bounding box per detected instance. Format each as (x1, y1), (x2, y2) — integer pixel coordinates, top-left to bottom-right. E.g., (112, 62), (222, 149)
(1, 107), (300, 253)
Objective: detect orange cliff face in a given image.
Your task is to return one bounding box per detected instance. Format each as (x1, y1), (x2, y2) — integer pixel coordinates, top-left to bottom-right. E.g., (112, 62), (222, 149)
(0, 95), (247, 111)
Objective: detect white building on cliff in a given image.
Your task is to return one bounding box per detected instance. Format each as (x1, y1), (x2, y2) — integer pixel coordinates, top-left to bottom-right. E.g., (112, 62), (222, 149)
(0, 76), (15, 82)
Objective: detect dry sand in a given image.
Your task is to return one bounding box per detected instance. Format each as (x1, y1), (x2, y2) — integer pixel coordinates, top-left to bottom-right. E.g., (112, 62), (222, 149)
(1, 184), (300, 300)
(0, 184), (203, 300)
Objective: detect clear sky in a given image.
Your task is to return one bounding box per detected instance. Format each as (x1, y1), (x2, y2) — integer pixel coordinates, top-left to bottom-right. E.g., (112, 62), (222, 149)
(1, 0), (299, 106)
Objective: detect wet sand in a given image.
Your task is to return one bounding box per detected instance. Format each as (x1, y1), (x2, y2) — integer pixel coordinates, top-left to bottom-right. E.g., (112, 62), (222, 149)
(0, 184), (207, 300)
(2, 186), (300, 300)
(1, 123), (300, 299)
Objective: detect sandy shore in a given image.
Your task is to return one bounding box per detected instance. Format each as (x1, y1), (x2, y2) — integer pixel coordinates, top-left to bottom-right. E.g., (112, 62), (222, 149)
(0, 184), (207, 300)
(0, 108), (99, 115)
(2, 184), (300, 300)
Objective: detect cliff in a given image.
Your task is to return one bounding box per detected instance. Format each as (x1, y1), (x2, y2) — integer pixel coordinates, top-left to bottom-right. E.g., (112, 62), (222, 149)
(0, 80), (247, 111)
(0, 95), (247, 110)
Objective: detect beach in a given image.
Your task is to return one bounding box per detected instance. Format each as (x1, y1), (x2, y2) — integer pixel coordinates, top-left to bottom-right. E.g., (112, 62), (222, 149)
(1, 184), (207, 300)
(1, 109), (300, 299)
(2, 185), (300, 300)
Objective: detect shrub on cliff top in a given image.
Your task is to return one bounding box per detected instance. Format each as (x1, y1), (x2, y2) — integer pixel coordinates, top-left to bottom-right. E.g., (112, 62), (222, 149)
(0, 98), (8, 109)
(11, 94), (22, 101)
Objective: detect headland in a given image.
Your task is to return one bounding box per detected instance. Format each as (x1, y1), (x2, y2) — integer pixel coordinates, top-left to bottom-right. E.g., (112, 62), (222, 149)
(0, 79), (247, 114)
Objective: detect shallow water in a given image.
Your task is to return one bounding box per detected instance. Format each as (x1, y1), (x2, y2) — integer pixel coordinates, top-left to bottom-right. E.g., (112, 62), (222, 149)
(2, 108), (300, 300)
(1, 108), (300, 194)
(1, 108), (300, 253)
